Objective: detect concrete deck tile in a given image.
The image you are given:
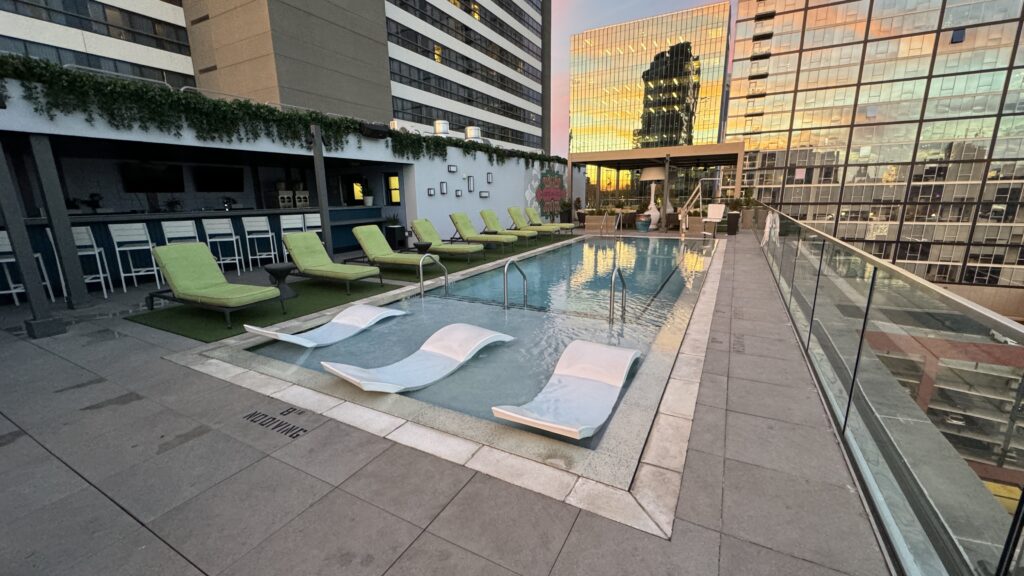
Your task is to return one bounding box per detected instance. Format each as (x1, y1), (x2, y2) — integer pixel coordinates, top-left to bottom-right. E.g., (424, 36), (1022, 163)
(96, 429), (263, 522)
(430, 474), (579, 576)
(29, 392), (166, 453)
(671, 353), (705, 382)
(191, 358), (248, 380)
(730, 332), (803, 360)
(725, 411), (850, 487)
(466, 446), (577, 501)
(719, 535), (847, 576)
(271, 384), (345, 413)
(703, 349), (729, 376)
(68, 528), (204, 576)
(213, 396), (327, 453)
(727, 377), (830, 429)
(0, 452), (86, 524)
(675, 449), (724, 531)
(385, 532), (516, 576)
(688, 404), (726, 457)
(221, 489), (420, 576)
(565, 478), (661, 536)
(641, 413), (691, 472)
(660, 377), (700, 418)
(722, 460), (886, 576)
(697, 372), (727, 409)
(151, 457), (331, 575)
(226, 370), (291, 395)
(729, 352), (813, 388)
(325, 401), (405, 436)
(387, 422), (481, 464)
(632, 464), (682, 536)
(273, 420), (391, 485)
(342, 444), (474, 528)
(550, 514), (720, 576)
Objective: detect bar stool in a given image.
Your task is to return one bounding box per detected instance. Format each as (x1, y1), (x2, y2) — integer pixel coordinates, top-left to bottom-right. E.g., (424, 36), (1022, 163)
(304, 213), (322, 237)
(0, 230), (56, 305)
(161, 220), (200, 244)
(108, 223), (161, 293)
(47, 226), (114, 299)
(242, 216), (278, 269)
(279, 215), (305, 261)
(201, 218), (243, 275)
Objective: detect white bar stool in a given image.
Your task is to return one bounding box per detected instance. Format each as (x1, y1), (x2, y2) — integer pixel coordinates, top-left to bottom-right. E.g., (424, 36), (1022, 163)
(242, 216), (278, 269)
(304, 213), (322, 237)
(279, 215), (305, 261)
(161, 220), (200, 244)
(201, 218), (243, 275)
(47, 226), (114, 299)
(0, 230), (56, 305)
(108, 223), (161, 293)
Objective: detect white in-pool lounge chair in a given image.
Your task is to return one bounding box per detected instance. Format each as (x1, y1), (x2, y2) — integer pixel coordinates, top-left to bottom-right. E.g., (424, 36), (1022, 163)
(321, 323), (514, 393)
(491, 340), (640, 440)
(243, 304), (406, 348)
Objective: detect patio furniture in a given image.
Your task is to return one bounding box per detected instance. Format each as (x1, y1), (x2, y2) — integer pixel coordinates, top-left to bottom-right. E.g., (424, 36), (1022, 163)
(264, 262), (298, 300)
(410, 219), (484, 262)
(508, 207), (560, 234)
(201, 218), (244, 275)
(492, 340), (641, 440)
(47, 226), (114, 299)
(0, 230), (56, 305)
(352, 225), (428, 268)
(279, 215), (306, 261)
(108, 223), (161, 293)
(147, 242), (282, 328)
(526, 206), (575, 233)
(242, 216), (279, 269)
(161, 220), (200, 244)
(283, 231), (381, 292)
(304, 213), (322, 237)
(480, 209), (537, 242)
(321, 323), (514, 393)
(244, 304), (406, 348)
(703, 204), (726, 237)
(449, 212), (517, 251)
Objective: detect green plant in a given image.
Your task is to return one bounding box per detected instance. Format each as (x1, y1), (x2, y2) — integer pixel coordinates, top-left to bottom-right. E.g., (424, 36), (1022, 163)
(82, 193), (102, 210)
(0, 54), (568, 167)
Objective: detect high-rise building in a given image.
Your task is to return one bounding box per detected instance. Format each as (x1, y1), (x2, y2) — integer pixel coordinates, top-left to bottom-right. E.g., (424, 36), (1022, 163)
(184, 0), (549, 152)
(0, 0), (194, 89)
(727, 0), (1024, 298)
(569, 4), (731, 154)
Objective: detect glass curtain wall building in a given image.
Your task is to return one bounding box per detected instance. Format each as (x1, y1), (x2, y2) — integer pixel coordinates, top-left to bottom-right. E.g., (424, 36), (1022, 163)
(570, 4), (731, 205)
(728, 0), (1024, 290)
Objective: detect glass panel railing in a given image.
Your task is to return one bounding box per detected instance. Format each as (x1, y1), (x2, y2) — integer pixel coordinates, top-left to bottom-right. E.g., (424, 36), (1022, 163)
(753, 202), (1024, 576)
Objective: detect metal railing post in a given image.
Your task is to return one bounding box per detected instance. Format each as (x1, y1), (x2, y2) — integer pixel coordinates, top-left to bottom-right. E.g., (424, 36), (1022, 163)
(609, 265), (627, 323)
(841, 266), (878, 435)
(503, 259), (527, 308)
(418, 254), (448, 298)
(805, 240), (828, 351)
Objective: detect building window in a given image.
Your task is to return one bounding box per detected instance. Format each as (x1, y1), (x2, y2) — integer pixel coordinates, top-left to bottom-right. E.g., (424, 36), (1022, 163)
(951, 28), (966, 44)
(386, 175), (401, 205)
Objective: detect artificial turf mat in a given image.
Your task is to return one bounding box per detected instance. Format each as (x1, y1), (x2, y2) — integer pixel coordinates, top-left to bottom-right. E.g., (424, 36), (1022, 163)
(126, 279), (397, 343)
(379, 234), (571, 282)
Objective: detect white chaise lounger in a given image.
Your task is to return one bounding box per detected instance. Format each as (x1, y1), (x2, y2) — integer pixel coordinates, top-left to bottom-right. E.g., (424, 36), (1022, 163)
(321, 323), (514, 393)
(491, 340), (640, 440)
(243, 304), (406, 348)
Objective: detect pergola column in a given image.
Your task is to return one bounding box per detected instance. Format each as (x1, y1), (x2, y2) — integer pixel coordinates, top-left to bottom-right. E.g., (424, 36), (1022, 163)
(310, 124), (334, 255)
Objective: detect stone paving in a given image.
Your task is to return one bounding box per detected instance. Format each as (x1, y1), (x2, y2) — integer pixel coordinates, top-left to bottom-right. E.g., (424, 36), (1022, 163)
(0, 234), (890, 575)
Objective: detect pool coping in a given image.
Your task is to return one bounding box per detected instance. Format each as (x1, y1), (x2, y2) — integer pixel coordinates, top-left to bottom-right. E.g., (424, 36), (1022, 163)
(164, 234), (725, 538)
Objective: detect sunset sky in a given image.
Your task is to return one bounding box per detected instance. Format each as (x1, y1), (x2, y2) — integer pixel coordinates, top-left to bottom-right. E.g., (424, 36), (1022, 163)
(549, 0), (735, 157)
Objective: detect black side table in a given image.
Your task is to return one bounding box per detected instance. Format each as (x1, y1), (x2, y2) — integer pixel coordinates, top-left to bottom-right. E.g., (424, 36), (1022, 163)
(265, 262), (298, 300)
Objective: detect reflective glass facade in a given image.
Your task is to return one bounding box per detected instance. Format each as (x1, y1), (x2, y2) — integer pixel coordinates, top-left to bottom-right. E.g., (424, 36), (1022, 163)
(729, 0), (1024, 288)
(570, 4), (731, 153)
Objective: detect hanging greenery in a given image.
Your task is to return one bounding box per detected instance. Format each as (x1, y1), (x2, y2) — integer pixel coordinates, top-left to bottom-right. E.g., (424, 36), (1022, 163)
(0, 54), (567, 166)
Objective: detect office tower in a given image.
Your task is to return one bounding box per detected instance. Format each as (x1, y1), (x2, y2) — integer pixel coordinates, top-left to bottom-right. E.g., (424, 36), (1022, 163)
(0, 0), (194, 88)
(727, 0), (1024, 296)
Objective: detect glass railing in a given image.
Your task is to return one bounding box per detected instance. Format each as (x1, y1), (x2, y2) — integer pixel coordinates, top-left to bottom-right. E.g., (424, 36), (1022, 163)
(752, 204), (1024, 576)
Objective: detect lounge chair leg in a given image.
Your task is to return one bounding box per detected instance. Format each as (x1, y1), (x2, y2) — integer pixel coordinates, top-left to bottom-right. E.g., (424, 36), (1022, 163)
(146, 294), (154, 310)
(346, 281), (351, 295)
(280, 299), (286, 314)
(378, 273), (383, 286)
(224, 310), (232, 328)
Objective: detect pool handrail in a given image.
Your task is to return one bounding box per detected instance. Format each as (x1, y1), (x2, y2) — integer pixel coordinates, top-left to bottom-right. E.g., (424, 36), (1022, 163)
(503, 259), (528, 309)
(419, 253), (448, 298)
(609, 265), (627, 323)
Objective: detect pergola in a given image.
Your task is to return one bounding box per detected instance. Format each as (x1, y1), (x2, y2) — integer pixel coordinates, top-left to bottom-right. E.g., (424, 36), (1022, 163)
(568, 142), (744, 231)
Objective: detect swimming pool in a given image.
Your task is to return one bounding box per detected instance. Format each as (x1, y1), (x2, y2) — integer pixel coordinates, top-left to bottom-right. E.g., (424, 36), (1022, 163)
(254, 236), (714, 448)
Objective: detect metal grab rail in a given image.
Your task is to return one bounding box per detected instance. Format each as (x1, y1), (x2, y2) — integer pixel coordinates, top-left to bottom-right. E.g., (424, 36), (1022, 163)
(503, 259), (527, 308)
(609, 265), (627, 323)
(418, 254), (448, 298)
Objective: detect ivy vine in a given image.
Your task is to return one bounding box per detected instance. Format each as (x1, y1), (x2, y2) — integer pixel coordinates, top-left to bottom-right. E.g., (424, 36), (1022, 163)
(0, 54), (567, 167)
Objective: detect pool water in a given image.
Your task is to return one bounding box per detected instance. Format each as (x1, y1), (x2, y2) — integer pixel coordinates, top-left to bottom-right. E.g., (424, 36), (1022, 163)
(255, 237), (713, 447)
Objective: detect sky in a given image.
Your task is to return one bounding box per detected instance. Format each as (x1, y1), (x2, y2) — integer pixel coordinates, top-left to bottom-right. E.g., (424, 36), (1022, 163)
(548, 0), (735, 157)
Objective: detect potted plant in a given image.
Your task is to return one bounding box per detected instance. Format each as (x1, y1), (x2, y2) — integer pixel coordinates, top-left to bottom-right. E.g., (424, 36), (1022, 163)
(82, 193), (103, 214)
(574, 197), (584, 225)
(164, 198), (183, 212)
(362, 182), (375, 207)
(635, 212), (652, 233)
(559, 198), (573, 224)
(741, 190), (756, 229)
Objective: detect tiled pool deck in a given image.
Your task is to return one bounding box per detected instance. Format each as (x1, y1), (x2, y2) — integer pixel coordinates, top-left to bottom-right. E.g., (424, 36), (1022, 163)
(0, 234), (891, 575)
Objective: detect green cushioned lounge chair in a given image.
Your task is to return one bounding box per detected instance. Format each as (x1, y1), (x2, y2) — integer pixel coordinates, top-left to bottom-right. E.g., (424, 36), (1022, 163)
(480, 209), (537, 243)
(284, 232), (381, 293)
(527, 206), (575, 233)
(449, 212), (518, 252)
(411, 219), (484, 262)
(508, 207), (560, 234)
(148, 242), (282, 328)
(353, 225), (429, 268)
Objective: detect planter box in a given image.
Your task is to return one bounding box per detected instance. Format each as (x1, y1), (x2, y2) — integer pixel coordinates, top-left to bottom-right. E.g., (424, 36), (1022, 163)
(686, 216), (704, 233)
(741, 209), (755, 229)
(560, 209), (573, 223)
